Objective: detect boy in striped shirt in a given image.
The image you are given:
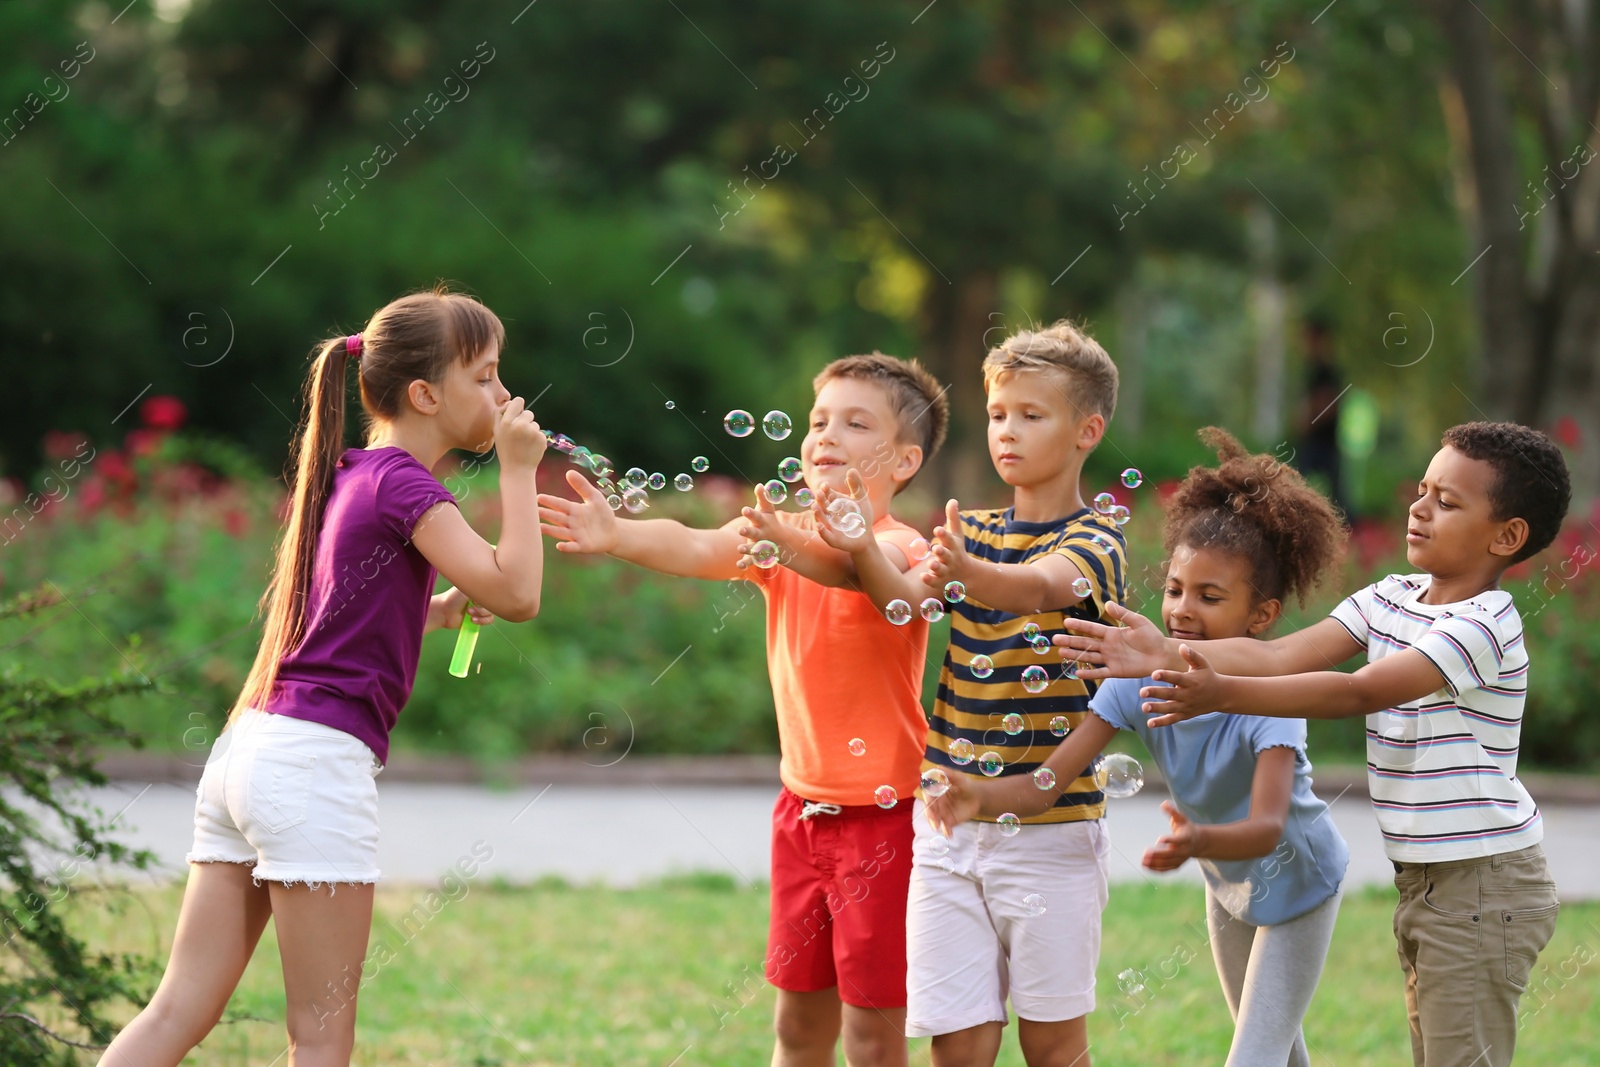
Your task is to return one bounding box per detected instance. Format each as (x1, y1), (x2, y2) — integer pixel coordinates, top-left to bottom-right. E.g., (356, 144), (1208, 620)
(829, 320), (1127, 1067)
(1064, 421), (1571, 1067)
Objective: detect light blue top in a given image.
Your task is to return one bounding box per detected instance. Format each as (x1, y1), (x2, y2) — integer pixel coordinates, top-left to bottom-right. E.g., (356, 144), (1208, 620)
(1093, 677), (1349, 926)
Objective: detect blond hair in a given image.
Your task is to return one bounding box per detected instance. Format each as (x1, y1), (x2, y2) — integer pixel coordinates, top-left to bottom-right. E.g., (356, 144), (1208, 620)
(981, 319), (1117, 422)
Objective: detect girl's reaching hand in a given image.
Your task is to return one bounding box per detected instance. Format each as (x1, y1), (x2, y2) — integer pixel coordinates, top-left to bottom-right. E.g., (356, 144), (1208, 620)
(1142, 643), (1227, 727)
(1054, 600), (1169, 681)
(1142, 801), (1200, 871)
(538, 469), (620, 554)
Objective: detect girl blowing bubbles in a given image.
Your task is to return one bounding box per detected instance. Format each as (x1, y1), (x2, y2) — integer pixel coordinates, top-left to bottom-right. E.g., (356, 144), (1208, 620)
(927, 428), (1350, 1067)
(100, 287), (546, 1067)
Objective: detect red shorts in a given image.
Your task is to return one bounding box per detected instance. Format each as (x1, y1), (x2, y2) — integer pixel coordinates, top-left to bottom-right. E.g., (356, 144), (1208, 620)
(765, 787), (914, 1009)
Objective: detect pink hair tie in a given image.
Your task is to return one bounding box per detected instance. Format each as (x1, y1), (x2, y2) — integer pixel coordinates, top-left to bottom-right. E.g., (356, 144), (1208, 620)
(346, 333), (363, 357)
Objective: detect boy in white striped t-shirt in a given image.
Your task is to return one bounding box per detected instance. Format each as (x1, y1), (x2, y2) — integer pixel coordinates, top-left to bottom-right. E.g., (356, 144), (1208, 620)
(1060, 421), (1572, 1067)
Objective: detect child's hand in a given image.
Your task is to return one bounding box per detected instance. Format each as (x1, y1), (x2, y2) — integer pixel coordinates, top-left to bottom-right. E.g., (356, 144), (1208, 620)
(1055, 600), (1169, 681)
(925, 498), (973, 590)
(1142, 801), (1199, 871)
(538, 469), (620, 555)
(430, 587), (494, 631)
(1141, 643), (1227, 726)
(495, 396), (547, 470)
(813, 470), (875, 552)
(923, 772), (982, 837)
(737, 483), (803, 569)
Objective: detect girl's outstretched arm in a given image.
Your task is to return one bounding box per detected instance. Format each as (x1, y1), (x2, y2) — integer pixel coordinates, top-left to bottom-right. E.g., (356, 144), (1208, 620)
(1142, 745), (1295, 870)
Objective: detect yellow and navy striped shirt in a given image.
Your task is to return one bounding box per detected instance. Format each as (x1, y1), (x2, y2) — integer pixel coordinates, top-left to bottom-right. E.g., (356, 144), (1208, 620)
(923, 506), (1128, 823)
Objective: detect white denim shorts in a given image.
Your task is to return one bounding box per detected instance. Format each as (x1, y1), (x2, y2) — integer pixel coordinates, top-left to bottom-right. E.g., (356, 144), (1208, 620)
(905, 800), (1110, 1036)
(187, 709), (383, 886)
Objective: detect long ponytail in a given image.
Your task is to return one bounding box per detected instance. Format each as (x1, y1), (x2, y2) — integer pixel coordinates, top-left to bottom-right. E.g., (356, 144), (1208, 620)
(228, 335), (354, 723)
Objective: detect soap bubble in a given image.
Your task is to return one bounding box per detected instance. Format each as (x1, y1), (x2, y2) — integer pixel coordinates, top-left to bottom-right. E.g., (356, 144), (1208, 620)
(970, 654), (995, 679)
(1072, 577), (1093, 599)
(949, 738), (976, 765)
(590, 455), (614, 478)
(622, 488), (650, 513)
(1031, 635), (1051, 655)
(597, 476), (618, 495)
(1111, 505), (1131, 527)
(874, 785), (898, 809)
(724, 410), (755, 437)
(1002, 712), (1025, 735)
(1060, 660), (1079, 681)
(1093, 492), (1115, 513)
(979, 751), (1004, 777)
(1095, 753), (1145, 798)
(920, 768), (951, 799)
(927, 832), (950, 858)
(1118, 969), (1146, 998)
(692, 456), (710, 472)
(777, 457), (803, 482)
(606, 494), (623, 511)
(665, 400), (676, 410)
(907, 537), (931, 561)
(1048, 715), (1070, 737)
(648, 472), (666, 491)
(920, 598), (946, 624)
(1021, 665), (1049, 693)
(885, 599), (913, 626)
(944, 581), (966, 604)
(1032, 767), (1057, 790)
(749, 540), (781, 569)
(836, 512), (867, 536)
(762, 410), (793, 440)
(675, 473), (694, 491)
(1091, 532), (1112, 550)
(848, 737), (866, 757)
(625, 467), (648, 489)
(763, 479), (788, 505)
(997, 812), (1021, 837)
(1121, 467), (1143, 488)
(571, 445), (593, 469)
(794, 487), (815, 508)
(549, 433), (576, 454)
(1022, 622), (1042, 640)
(1023, 893), (1047, 916)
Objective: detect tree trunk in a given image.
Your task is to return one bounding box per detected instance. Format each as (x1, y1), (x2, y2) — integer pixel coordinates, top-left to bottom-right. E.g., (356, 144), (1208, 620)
(918, 272), (999, 506)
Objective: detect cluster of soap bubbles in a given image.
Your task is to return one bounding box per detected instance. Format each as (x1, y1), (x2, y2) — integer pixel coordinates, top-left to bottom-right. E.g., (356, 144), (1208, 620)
(724, 408), (793, 441)
(888, 573), (969, 627)
(1091, 469), (1143, 527)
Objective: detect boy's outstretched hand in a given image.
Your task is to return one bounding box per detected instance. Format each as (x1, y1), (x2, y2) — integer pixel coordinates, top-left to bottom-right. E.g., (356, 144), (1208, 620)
(1142, 801), (1199, 871)
(923, 772), (982, 837)
(926, 499), (971, 589)
(737, 482), (803, 569)
(1054, 600), (1169, 681)
(813, 469), (875, 552)
(537, 469), (620, 554)
(1141, 643), (1228, 726)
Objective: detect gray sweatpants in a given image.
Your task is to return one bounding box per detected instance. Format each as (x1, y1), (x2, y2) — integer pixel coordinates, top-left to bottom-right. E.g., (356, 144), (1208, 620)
(1206, 884), (1343, 1067)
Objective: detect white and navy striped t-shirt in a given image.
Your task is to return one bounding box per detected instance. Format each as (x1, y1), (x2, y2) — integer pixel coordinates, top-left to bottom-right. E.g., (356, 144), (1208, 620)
(1329, 573), (1539, 863)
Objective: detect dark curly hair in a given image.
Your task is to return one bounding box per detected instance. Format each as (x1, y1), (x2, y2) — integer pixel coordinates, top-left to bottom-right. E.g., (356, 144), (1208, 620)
(1163, 427), (1349, 607)
(1440, 422), (1571, 563)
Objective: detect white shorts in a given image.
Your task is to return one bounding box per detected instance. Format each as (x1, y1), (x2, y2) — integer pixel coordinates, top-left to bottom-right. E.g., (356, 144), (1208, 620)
(187, 709), (383, 886)
(905, 800), (1110, 1037)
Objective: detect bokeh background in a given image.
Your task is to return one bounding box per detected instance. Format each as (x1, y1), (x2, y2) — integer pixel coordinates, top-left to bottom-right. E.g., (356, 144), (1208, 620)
(4, 0), (1598, 770)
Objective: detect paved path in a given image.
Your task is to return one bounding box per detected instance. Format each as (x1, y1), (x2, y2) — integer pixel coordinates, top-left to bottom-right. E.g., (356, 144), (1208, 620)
(79, 779), (1600, 899)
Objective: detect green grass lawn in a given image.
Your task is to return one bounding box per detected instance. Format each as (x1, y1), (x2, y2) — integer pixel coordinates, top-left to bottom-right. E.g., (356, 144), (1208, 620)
(58, 876), (1600, 1066)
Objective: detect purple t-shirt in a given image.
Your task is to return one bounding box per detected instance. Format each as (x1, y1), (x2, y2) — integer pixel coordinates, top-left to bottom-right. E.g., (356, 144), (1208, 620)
(262, 446), (456, 763)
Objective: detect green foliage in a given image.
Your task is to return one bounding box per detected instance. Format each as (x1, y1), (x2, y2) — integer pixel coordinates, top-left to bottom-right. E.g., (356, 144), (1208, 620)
(0, 587), (157, 1063)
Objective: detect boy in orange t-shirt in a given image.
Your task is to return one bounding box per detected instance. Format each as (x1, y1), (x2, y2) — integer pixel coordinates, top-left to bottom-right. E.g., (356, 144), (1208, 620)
(539, 354), (949, 1067)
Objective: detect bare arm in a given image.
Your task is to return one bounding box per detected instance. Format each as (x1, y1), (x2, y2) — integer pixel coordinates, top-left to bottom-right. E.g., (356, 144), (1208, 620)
(1141, 643), (1449, 724)
(1144, 746), (1295, 869)
(538, 468), (744, 581)
(1060, 604), (1365, 681)
(923, 715), (1120, 833)
(927, 499), (1089, 616)
(412, 398), (546, 622)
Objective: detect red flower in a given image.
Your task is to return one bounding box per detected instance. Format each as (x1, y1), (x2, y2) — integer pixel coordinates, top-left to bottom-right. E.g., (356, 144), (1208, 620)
(140, 395), (187, 432)
(127, 428), (163, 457)
(98, 451), (133, 485)
(42, 430), (89, 461)
(1553, 415), (1580, 449)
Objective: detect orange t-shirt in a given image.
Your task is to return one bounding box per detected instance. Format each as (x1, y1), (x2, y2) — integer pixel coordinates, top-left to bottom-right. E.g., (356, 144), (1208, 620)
(752, 513), (931, 806)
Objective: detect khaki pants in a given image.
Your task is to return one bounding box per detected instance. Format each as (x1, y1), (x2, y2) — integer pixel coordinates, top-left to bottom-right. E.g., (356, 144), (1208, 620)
(1392, 843), (1560, 1067)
